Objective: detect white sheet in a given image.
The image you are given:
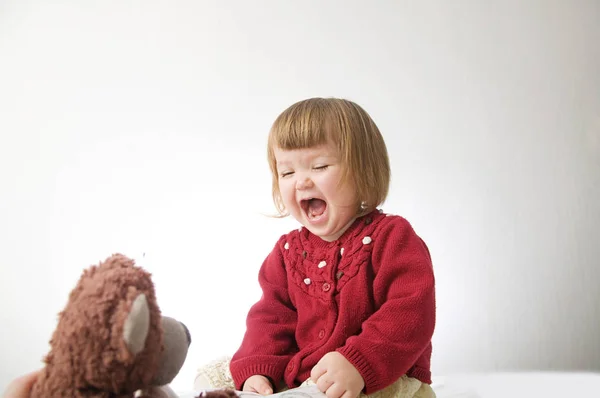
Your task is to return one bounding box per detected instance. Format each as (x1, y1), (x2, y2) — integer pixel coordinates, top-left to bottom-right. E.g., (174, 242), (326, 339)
(176, 371), (600, 398)
(432, 371), (600, 398)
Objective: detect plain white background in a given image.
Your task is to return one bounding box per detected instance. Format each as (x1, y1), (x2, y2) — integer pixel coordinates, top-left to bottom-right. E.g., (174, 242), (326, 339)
(1, 0), (599, 393)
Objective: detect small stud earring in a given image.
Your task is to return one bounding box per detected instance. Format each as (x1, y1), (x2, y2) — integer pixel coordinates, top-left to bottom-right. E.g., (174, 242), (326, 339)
(360, 201), (367, 212)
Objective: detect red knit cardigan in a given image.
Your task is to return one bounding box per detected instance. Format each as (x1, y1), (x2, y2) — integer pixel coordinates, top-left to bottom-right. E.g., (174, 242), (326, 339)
(230, 210), (436, 394)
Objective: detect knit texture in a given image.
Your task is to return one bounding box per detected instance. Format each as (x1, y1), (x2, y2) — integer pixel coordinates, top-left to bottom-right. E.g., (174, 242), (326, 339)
(230, 210), (436, 394)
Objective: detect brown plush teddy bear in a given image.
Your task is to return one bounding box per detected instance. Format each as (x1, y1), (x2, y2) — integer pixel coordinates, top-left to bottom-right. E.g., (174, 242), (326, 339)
(30, 253), (192, 398)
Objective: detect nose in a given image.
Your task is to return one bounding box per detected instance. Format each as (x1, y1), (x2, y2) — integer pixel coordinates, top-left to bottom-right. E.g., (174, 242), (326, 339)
(295, 177), (313, 191)
(180, 321), (191, 346)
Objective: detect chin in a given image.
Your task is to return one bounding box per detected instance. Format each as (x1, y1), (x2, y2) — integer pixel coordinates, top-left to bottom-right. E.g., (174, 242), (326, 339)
(311, 226), (342, 242)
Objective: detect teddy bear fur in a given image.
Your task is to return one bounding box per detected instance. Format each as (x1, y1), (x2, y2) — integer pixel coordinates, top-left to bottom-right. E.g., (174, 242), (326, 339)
(30, 253), (190, 398)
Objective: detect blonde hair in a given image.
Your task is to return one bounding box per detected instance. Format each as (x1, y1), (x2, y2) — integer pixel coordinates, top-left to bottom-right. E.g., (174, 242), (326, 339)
(267, 97), (391, 216)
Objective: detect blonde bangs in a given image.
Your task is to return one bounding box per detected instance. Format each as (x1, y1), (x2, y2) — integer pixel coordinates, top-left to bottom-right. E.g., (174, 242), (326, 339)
(268, 98), (332, 151)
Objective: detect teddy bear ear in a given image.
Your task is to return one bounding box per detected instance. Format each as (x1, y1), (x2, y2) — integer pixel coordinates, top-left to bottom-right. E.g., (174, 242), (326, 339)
(123, 293), (150, 356)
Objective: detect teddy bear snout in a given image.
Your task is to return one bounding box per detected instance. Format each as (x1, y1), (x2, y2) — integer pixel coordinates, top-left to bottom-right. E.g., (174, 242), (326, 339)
(181, 321), (191, 346)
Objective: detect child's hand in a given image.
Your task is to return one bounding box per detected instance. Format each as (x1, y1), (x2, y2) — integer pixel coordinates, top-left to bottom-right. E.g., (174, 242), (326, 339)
(310, 352), (364, 398)
(242, 375), (273, 395)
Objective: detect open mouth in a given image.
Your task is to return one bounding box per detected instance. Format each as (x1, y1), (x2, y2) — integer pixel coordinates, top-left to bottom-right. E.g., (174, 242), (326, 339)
(300, 198), (327, 221)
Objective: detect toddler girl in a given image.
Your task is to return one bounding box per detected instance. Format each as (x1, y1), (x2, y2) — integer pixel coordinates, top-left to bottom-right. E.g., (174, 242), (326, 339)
(196, 98), (436, 398)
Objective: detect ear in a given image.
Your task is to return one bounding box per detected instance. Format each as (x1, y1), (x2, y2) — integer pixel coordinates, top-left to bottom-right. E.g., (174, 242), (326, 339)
(123, 293), (150, 355)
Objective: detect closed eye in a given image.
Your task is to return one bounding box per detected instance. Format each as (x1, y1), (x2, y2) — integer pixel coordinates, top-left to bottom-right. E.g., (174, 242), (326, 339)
(280, 171), (294, 178)
(313, 165), (329, 171)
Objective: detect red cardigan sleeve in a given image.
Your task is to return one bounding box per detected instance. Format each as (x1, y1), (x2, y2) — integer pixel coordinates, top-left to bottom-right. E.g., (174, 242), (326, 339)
(337, 217), (436, 393)
(230, 239), (298, 390)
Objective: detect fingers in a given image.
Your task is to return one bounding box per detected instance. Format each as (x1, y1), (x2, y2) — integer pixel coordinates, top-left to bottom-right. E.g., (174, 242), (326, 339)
(321, 384), (360, 398)
(242, 376), (273, 395)
(323, 383), (345, 398)
(310, 363), (326, 383)
(255, 379), (273, 395)
(3, 370), (40, 398)
(315, 373), (334, 394)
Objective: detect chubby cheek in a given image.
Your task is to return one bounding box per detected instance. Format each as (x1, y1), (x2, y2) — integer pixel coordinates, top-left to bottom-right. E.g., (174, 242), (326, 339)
(278, 181), (297, 210)
(317, 174), (350, 203)
(337, 187), (358, 207)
